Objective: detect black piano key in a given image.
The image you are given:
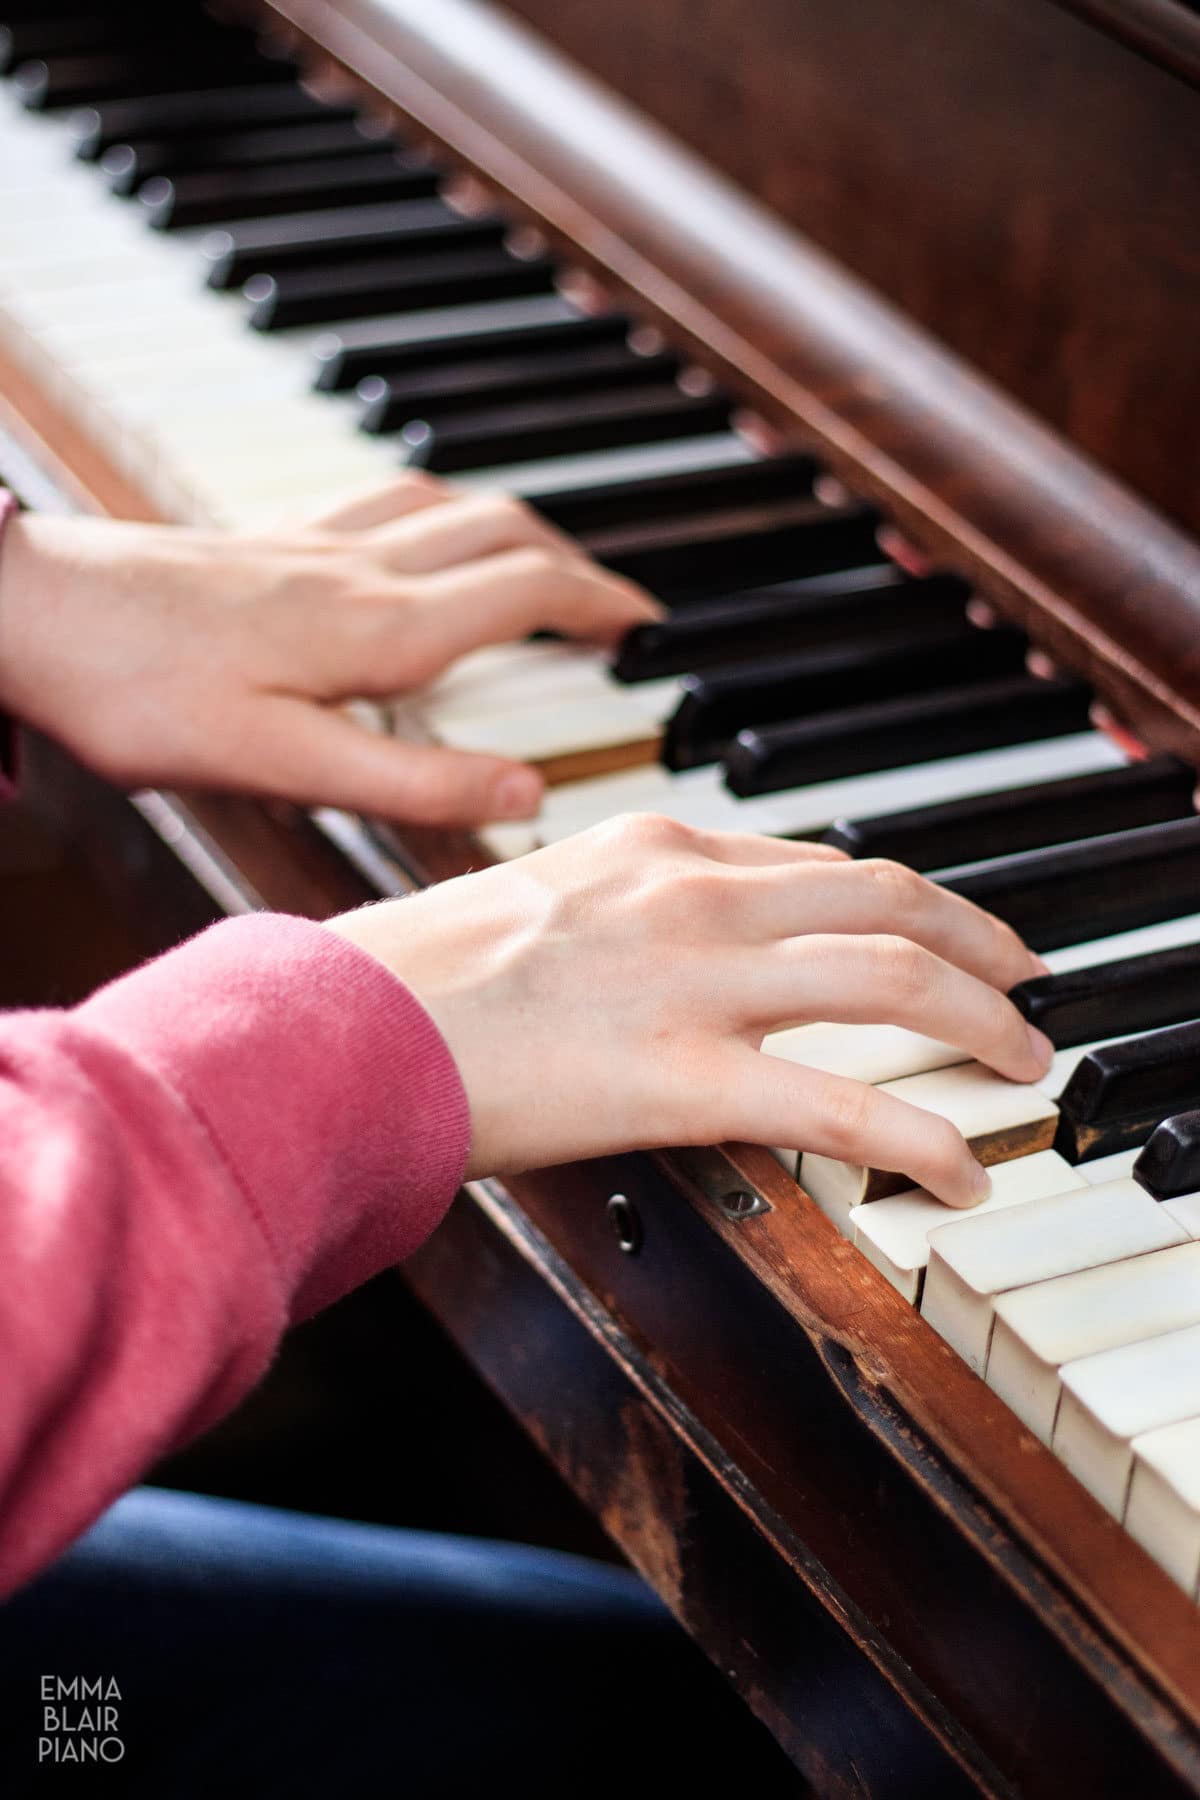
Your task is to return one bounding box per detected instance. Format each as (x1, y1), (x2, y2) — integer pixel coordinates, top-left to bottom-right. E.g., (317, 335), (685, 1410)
(938, 815), (1200, 954)
(71, 85), (351, 161)
(723, 675), (1092, 799)
(534, 455), (817, 537)
(614, 569), (967, 682)
(1011, 944), (1200, 1050)
(823, 755), (1197, 869)
(1134, 1111), (1200, 1199)
(100, 117), (384, 195)
(245, 247), (557, 330)
(203, 200), (497, 290)
(1055, 1022), (1200, 1163)
(402, 386), (731, 475)
(1, 16), (145, 69)
(310, 305), (624, 391)
(596, 502), (880, 603)
(139, 151), (440, 230)
(358, 341), (681, 433)
(16, 48), (290, 111)
(663, 622), (1027, 770)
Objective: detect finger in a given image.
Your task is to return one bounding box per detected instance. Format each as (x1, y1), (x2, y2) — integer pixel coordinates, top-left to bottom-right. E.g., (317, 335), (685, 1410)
(237, 696), (544, 826)
(722, 1047), (991, 1208)
(742, 856), (1042, 994)
(308, 473), (454, 532)
(381, 550), (661, 681)
(744, 934), (1052, 1083)
(685, 829), (849, 869)
(367, 490), (591, 574)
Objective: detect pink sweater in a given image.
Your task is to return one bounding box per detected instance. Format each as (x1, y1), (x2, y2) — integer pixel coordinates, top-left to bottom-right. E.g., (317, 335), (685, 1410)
(0, 913), (471, 1595)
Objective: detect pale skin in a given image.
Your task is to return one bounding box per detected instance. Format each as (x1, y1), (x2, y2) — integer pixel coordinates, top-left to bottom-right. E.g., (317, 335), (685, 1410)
(0, 477), (1053, 1206)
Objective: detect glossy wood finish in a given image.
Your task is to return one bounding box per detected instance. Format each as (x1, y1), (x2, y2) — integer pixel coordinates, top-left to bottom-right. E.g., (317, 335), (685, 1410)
(239, 0), (1200, 772)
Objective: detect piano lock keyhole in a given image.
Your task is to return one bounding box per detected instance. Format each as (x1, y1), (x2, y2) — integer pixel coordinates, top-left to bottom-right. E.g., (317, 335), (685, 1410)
(606, 1194), (643, 1256)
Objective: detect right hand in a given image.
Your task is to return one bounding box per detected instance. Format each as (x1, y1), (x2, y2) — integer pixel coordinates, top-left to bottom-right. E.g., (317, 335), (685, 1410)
(326, 815), (1054, 1206)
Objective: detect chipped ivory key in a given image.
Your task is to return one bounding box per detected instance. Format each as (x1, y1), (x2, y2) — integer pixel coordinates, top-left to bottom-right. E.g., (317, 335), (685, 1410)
(799, 1063), (1059, 1224)
(988, 1240), (1200, 1444)
(921, 1178), (1185, 1376)
(1055, 1319), (1200, 1517)
(1126, 1416), (1200, 1595)
(849, 1150), (1085, 1303)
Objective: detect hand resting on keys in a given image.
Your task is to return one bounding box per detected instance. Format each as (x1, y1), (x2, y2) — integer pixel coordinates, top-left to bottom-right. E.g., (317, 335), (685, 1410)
(327, 813), (1054, 1205)
(0, 474), (658, 826)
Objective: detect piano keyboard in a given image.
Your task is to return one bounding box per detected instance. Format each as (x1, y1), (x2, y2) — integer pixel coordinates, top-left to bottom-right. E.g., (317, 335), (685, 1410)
(5, 2), (1200, 1604)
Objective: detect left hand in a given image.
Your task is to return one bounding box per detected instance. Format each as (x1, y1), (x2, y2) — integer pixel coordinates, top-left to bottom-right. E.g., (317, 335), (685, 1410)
(0, 475), (660, 825)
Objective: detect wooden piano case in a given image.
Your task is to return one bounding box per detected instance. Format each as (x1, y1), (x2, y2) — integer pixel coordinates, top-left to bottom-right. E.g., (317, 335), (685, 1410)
(6, 0), (1200, 1789)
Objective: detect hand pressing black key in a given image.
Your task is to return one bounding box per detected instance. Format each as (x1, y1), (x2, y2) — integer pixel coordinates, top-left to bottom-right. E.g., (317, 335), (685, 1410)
(824, 755), (1197, 868)
(401, 386), (730, 475)
(1055, 1022), (1200, 1162)
(1011, 943), (1200, 1048)
(1135, 1111), (1200, 1199)
(723, 674), (1091, 798)
(205, 201), (498, 289)
(245, 246), (556, 329)
(938, 815), (1200, 953)
(140, 151), (440, 230)
(663, 621), (1026, 769)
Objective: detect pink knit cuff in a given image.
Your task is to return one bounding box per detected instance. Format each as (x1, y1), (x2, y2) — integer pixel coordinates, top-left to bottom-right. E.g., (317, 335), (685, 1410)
(0, 489), (20, 796)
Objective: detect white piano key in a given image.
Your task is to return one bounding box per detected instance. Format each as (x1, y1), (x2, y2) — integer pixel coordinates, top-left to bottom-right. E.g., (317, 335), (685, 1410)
(763, 1021), (966, 1087)
(463, 432), (756, 499)
(988, 1240), (1200, 1444)
(1165, 1191), (1200, 1240)
(518, 731), (1125, 855)
(1056, 1320), (1200, 1517)
(921, 1179), (1185, 1376)
(1127, 1416), (1200, 1595)
(1081, 1146), (1144, 1185)
(849, 1149), (1086, 1302)
(1042, 910), (1200, 976)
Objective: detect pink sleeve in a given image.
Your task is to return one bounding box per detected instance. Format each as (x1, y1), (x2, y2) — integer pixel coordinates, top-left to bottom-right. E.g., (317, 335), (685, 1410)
(0, 912), (471, 1594)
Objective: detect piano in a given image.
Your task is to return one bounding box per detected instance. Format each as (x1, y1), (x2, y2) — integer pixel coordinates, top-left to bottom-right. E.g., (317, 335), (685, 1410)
(3, 0), (1200, 1790)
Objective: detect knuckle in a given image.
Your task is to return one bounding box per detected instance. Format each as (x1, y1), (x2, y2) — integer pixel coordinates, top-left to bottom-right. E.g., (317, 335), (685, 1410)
(860, 857), (924, 921)
(821, 1083), (875, 1155)
(875, 934), (936, 1005)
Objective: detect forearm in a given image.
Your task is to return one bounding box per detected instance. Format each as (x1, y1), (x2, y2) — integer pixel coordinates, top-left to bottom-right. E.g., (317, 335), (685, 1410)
(0, 914), (469, 1594)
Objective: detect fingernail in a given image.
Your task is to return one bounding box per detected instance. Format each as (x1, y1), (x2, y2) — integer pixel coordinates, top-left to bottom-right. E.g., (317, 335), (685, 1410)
(1026, 1022), (1055, 1073)
(1030, 954), (1052, 976)
(967, 1159), (993, 1205)
(491, 770), (543, 820)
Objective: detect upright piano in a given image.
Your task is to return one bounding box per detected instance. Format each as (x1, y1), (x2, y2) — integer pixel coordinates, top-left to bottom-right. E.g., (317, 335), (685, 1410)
(3, 0), (1200, 1791)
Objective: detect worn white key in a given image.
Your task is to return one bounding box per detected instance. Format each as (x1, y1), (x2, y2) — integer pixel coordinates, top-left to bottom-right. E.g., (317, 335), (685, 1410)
(763, 1022), (966, 1087)
(1056, 1320), (1200, 1517)
(922, 1179), (1185, 1376)
(989, 1240), (1200, 1444)
(849, 1150), (1085, 1302)
(1126, 1416), (1200, 1594)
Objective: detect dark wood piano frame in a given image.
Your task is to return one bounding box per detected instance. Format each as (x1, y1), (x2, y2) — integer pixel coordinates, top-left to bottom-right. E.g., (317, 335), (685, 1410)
(5, 0), (1200, 1790)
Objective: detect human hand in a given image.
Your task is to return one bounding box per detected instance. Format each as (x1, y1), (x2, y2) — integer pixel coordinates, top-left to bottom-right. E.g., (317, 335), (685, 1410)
(326, 816), (1054, 1204)
(0, 476), (658, 825)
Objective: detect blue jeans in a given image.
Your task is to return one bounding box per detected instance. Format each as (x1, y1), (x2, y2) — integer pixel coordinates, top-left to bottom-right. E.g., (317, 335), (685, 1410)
(0, 1487), (799, 1796)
